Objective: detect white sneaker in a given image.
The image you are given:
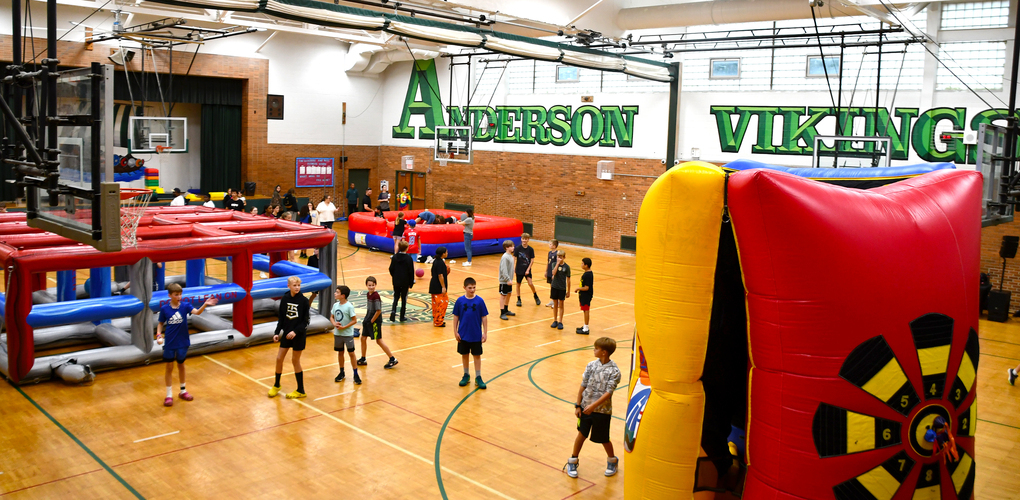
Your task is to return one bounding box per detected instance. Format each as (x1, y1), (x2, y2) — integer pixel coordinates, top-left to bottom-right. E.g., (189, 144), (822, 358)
(426, 256), (435, 264)
(449, 260), (456, 264)
(462, 261), (471, 267)
(605, 457), (619, 476)
(564, 457), (578, 478)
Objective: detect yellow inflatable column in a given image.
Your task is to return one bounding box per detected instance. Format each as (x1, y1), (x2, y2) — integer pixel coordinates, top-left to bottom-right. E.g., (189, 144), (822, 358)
(625, 162), (726, 499)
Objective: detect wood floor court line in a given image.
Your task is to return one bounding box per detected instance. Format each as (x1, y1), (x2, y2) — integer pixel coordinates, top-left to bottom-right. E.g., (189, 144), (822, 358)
(202, 355), (519, 500)
(0, 467), (104, 498)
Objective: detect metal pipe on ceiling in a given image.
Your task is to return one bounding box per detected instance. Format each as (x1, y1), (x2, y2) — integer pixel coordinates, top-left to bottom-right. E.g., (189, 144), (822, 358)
(617, 0), (881, 30)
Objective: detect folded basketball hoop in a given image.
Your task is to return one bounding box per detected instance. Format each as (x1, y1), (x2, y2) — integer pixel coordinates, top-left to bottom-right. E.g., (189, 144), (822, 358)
(119, 188), (153, 247)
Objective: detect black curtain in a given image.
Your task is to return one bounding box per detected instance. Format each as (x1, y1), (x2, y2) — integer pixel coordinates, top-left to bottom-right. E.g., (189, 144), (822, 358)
(200, 104), (242, 192)
(114, 72), (243, 106)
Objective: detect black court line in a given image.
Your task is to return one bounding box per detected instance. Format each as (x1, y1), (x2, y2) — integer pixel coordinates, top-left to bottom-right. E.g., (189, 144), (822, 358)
(11, 385), (145, 499)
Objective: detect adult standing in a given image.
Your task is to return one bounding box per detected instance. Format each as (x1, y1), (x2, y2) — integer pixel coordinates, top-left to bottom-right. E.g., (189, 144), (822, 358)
(457, 209), (475, 267)
(388, 240), (415, 322)
(345, 183), (359, 218)
(316, 195), (337, 230)
(378, 184), (391, 212)
(361, 188), (374, 213)
(283, 188), (299, 219)
(429, 246), (449, 327)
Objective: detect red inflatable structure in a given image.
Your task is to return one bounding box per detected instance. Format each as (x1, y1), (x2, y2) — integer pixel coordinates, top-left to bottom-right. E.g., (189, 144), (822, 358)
(729, 169), (980, 500)
(0, 207), (335, 383)
(347, 209), (523, 258)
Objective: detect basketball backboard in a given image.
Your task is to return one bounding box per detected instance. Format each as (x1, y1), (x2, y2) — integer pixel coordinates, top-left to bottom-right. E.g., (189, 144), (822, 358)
(129, 116), (188, 153)
(433, 126), (472, 164)
(26, 64), (121, 252)
(812, 136), (892, 168)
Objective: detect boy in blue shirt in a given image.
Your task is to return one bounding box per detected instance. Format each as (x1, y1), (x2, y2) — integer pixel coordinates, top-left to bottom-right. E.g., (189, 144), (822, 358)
(156, 283), (218, 407)
(452, 277), (489, 389)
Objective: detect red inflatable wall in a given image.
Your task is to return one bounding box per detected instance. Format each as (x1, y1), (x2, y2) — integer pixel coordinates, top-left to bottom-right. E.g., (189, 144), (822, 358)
(728, 169), (981, 500)
(347, 209), (522, 245)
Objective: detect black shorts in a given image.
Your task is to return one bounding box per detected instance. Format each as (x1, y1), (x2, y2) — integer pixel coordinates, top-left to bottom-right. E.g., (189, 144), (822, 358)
(499, 284), (513, 296)
(457, 340), (483, 355)
(515, 272), (532, 284)
(577, 412), (612, 444)
(550, 288), (566, 301)
(280, 332), (307, 351)
(363, 320), (382, 340)
(579, 295), (592, 307)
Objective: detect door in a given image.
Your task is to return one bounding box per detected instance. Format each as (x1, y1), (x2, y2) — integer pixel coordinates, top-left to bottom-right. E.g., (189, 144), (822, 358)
(412, 172), (426, 210)
(348, 169), (370, 211)
(396, 171), (413, 209)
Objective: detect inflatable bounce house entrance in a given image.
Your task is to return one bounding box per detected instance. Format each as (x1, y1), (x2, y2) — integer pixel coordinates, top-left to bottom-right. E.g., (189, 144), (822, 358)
(626, 161), (980, 500)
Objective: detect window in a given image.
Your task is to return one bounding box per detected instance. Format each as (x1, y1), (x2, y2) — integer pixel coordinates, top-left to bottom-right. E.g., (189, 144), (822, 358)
(936, 41), (1006, 90)
(806, 55), (840, 77)
(555, 65), (579, 82)
(942, 1), (1009, 30)
(710, 59), (740, 79)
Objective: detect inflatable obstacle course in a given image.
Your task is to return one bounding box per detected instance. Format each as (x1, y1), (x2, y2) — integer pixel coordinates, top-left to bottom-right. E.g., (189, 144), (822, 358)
(627, 161), (979, 500)
(347, 209), (523, 258)
(0, 207), (338, 384)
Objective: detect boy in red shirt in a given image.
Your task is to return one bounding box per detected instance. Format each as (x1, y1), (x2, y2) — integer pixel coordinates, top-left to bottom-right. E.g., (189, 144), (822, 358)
(404, 220), (421, 265)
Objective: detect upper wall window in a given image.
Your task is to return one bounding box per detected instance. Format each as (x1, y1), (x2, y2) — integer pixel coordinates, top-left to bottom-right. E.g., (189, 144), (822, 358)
(710, 59), (740, 79)
(806, 55), (840, 77)
(556, 66), (579, 82)
(942, 1), (1009, 30)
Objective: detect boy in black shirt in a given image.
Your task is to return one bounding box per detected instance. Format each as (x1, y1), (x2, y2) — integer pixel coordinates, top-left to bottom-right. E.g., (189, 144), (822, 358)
(270, 276), (310, 399)
(575, 258), (594, 334)
(514, 233), (541, 307)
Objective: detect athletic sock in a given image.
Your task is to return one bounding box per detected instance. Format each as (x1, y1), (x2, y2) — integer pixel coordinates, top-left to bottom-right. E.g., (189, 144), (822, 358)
(274, 372), (282, 388)
(464, 367), (469, 375)
(166, 386), (173, 398)
(583, 325), (589, 332)
(180, 383), (186, 393)
(475, 369), (481, 377)
(295, 371), (304, 393)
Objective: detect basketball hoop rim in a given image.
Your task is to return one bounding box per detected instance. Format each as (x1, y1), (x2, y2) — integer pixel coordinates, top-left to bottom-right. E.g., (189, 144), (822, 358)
(119, 188), (153, 200)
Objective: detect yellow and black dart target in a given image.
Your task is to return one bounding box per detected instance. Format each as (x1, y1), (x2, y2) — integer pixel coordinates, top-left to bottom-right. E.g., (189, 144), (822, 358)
(812, 313), (979, 500)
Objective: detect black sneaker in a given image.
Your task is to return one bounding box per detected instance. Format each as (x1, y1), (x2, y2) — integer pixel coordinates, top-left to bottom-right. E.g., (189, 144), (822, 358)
(576, 327), (589, 335)
(500, 313), (509, 320)
(384, 358), (399, 369)
(1009, 368), (1018, 386)
(505, 310), (516, 317)
(551, 321), (559, 328)
(534, 295), (541, 305)
(354, 372), (362, 385)
(557, 323), (564, 330)
(335, 370), (345, 382)
(516, 298), (522, 307)
(357, 357), (367, 366)
(399, 316), (406, 322)
(389, 314), (396, 323)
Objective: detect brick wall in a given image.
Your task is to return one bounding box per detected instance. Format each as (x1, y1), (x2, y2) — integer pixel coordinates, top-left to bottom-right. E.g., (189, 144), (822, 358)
(257, 144), (380, 203)
(374, 146), (662, 252)
(981, 219), (1020, 308)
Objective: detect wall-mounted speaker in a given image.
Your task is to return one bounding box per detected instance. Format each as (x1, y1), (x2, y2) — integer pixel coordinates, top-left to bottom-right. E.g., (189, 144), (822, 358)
(988, 290), (1011, 322)
(267, 95), (284, 120)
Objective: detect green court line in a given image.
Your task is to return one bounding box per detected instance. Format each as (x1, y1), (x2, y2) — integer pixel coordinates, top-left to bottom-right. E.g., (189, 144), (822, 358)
(12, 385), (145, 499)
(981, 352), (1020, 362)
(527, 355), (628, 422)
(978, 418), (1020, 431)
(434, 340), (632, 499)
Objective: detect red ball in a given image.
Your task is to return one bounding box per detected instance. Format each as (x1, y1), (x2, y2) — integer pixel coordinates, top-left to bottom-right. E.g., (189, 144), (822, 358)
(416, 268), (425, 278)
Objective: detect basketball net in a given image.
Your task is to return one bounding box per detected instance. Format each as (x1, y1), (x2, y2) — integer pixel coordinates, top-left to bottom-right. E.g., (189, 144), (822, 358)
(120, 188), (153, 247)
(437, 152), (450, 167)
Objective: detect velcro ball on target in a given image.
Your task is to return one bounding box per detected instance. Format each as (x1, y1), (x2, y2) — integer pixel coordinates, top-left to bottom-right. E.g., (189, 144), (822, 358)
(728, 169), (981, 500)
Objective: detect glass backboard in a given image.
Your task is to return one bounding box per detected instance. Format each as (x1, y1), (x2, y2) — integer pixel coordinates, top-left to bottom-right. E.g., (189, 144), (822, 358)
(129, 116), (188, 153)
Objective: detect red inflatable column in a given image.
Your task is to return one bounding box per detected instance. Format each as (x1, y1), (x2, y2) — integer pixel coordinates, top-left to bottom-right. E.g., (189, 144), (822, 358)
(232, 250), (253, 336)
(268, 251), (288, 278)
(31, 272), (47, 292)
(5, 264), (35, 382)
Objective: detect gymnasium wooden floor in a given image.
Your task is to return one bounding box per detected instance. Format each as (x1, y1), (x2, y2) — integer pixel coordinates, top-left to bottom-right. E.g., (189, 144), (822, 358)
(0, 222), (1018, 499)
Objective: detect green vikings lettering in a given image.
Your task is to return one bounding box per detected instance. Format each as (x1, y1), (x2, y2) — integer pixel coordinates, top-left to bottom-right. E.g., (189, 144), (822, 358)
(392, 59), (638, 147)
(711, 105), (1018, 163)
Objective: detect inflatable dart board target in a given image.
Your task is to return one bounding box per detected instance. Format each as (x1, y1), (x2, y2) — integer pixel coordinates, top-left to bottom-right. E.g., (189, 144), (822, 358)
(626, 162), (981, 500)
